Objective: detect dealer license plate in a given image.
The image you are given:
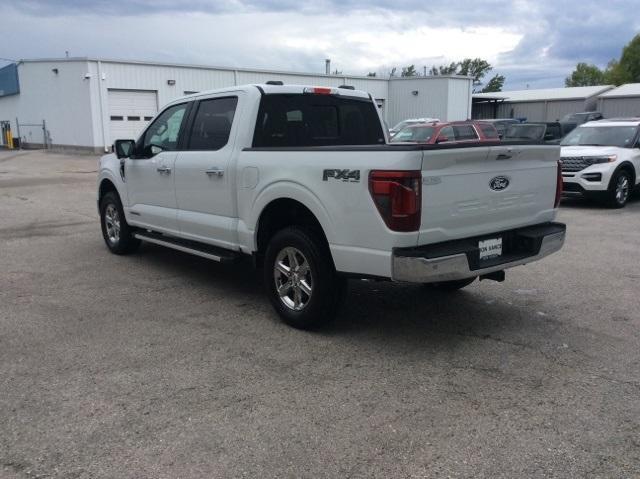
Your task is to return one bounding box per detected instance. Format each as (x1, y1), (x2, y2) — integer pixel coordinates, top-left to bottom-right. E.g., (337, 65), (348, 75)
(479, 237), (502, 261)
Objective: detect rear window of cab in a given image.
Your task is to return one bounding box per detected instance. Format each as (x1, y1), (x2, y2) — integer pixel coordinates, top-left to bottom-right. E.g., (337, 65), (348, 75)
(252, 94), (385, 147)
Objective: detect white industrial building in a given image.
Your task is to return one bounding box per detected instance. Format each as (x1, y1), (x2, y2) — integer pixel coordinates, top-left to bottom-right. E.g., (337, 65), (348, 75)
(0, 58), (473, 153)
(598, 83), (640, 117)
(472, 85), (614, 122)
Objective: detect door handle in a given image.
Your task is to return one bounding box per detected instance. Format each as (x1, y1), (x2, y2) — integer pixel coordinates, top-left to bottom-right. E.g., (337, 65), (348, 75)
(205, 168), (224, 177)
(156, 166), (171, 174)
(496, 153), (512, 160)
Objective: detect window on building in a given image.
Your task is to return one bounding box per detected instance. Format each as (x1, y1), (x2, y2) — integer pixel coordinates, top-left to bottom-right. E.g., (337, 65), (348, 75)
(187, 97), (238, 151)
(127, 116), (141, 121)
(110, 116), (124, 121)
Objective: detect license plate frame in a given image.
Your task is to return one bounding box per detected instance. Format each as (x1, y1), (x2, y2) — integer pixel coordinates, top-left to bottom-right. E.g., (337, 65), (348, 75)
(478, 237), (503, 261)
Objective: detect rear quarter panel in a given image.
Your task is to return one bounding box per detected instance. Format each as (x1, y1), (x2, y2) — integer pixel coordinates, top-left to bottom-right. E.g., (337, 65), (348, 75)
(236, 148), (423, 277)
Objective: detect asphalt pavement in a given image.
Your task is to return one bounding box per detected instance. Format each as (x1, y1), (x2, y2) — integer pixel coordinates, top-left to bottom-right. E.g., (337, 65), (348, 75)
(1, 150), (639, 478)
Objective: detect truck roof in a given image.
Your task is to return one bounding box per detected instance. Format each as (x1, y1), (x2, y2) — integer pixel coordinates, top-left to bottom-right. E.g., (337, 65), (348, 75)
(178, 83), (371, 102)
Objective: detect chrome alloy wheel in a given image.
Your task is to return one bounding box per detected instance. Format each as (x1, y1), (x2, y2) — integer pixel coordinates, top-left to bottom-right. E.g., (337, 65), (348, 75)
(104, 204), (121, 245)
(273, 246), (313, 311)
(615, 174), (630, 205)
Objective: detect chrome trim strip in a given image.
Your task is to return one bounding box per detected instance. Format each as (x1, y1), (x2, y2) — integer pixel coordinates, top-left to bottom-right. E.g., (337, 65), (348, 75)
(392, 231), (565, 283)
(134, 234), (223, 262)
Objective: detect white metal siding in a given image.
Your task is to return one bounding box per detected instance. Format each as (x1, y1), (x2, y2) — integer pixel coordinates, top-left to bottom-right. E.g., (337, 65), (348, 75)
(600, 97), (640, 118)
(387, 78), (448, 125)
(107, 89), (158, 142)
(545, 99), (584, 121)
(9, 61), (95, 148)
(8, 59), (473, 150)
(447, 78), (473, 120)
(496, 101), (546, 121)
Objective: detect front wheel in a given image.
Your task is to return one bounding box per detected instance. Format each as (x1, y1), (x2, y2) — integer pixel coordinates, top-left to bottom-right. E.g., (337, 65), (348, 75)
(605, 169), (632, 208)
(99, 191), (140, 254)
(264, 227), (346, 329)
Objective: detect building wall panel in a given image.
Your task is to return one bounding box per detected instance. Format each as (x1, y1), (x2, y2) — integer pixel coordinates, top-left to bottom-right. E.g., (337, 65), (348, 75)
(11, 61), (95, 149)
(600, 97), (640, 118)
(545, 99), (584, 121)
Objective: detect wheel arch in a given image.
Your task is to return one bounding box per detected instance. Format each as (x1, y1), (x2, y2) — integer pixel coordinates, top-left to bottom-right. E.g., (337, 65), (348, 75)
(612, 161), (636, 186)
(254, 197), (333, 266)
(98, 177), (119, 202)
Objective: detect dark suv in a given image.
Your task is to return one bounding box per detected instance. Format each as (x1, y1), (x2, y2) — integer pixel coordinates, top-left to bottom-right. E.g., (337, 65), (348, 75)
(560, 112), (604, 135)
(503, 122), (565, 143)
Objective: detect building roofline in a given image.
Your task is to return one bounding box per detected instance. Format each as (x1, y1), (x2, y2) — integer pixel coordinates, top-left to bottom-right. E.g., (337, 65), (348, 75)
(473, 85), (614, 103)
(17, 57), (470, 82)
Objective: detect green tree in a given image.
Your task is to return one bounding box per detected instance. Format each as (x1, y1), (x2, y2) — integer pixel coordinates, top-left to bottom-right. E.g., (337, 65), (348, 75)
(565, 62), (605, 86)
(615, 33), (640, 83)
(429, 58), (499, 91)
(569, 34), (640, 86)
(401, 65), (417, 77)
(430, 62), (458, 76)
(481, 74), (505, 92)
(457, 58), (492, 89)
(603, 59), (627, 85)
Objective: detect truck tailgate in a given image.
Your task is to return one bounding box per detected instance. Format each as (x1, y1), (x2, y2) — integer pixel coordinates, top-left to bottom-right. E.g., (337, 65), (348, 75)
(419, 144), (560, 245)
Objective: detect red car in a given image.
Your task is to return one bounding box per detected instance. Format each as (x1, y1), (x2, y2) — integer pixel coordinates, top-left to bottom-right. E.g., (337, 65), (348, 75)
(390, 120), (499, 144)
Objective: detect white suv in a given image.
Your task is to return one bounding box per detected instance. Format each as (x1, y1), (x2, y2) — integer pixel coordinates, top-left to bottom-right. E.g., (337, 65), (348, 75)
(560, 118), (640, 207)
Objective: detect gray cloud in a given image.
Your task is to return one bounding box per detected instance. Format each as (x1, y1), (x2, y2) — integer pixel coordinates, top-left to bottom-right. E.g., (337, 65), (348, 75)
(2, 0), (639, 89)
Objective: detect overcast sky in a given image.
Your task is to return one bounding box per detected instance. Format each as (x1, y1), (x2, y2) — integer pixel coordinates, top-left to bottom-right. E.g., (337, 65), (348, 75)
(2, 0), (638, 90)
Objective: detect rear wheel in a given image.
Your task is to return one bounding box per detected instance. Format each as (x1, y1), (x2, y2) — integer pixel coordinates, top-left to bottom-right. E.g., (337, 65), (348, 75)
(605, 169), (632, 208)
(264, 227), (346, 329)
(425, 277), (476, 291)
(99, 191), (140, 254)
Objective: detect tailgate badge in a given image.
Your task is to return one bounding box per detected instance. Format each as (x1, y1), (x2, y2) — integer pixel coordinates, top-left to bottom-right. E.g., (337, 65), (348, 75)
(489, 176), (509, 191)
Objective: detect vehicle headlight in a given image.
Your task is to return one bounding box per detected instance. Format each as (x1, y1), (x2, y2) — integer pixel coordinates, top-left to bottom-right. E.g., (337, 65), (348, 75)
(592, 155), (617, 164)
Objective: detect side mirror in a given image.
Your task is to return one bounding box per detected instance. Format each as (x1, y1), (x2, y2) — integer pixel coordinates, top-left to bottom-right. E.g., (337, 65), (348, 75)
(114, 139), (136, 159)
(435, 135), (449, 144)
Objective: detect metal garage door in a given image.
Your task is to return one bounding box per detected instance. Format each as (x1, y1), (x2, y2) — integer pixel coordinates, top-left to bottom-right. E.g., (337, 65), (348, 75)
(108, 90), (158, 142)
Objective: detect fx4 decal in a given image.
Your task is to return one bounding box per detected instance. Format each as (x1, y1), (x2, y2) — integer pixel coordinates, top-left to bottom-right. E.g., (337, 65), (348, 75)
(322, 169), (361, 183)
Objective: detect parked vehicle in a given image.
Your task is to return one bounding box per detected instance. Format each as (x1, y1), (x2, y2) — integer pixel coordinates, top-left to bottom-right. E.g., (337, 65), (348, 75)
(560, 118), (640, 207)
(504, 122), (565, 143)
(98, 84), (565, 329)
(560, 112), (604, 135)
(389, 118), (440, 137)
(390, 120), (499, 144)
(479, 118), (521, 138)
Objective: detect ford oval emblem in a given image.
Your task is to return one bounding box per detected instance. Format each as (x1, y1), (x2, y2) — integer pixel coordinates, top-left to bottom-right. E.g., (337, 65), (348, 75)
(489, 176), (509, 191)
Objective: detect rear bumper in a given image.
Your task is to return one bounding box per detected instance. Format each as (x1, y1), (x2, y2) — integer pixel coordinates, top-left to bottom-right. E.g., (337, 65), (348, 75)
(392, 222), (566, 283)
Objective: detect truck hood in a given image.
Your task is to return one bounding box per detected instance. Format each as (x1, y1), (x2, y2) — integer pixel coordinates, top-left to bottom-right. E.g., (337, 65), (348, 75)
(560, 145), (622, 157)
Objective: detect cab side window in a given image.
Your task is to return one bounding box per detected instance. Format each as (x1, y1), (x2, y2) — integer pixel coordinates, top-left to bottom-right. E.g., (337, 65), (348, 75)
(187, 97), (238, 150)
(142, 103), (188, 153)
(439, 126), (454, 141)
(452, 125), (479, 141)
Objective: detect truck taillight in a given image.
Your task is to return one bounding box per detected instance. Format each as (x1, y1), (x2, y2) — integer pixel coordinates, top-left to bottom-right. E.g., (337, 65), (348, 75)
(369, 170), (421, 232)
(555, 160), (563, 208)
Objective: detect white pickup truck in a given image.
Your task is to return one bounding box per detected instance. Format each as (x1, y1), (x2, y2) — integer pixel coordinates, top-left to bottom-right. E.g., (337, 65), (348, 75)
(98, 83), (565, 329)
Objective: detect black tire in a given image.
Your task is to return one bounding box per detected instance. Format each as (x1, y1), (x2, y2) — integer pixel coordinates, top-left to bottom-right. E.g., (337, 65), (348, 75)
(605, 169), (632, 208)
(263, 226), (346, 330)
(425, 277), (476, 291)
(99, 191), (140, 254)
